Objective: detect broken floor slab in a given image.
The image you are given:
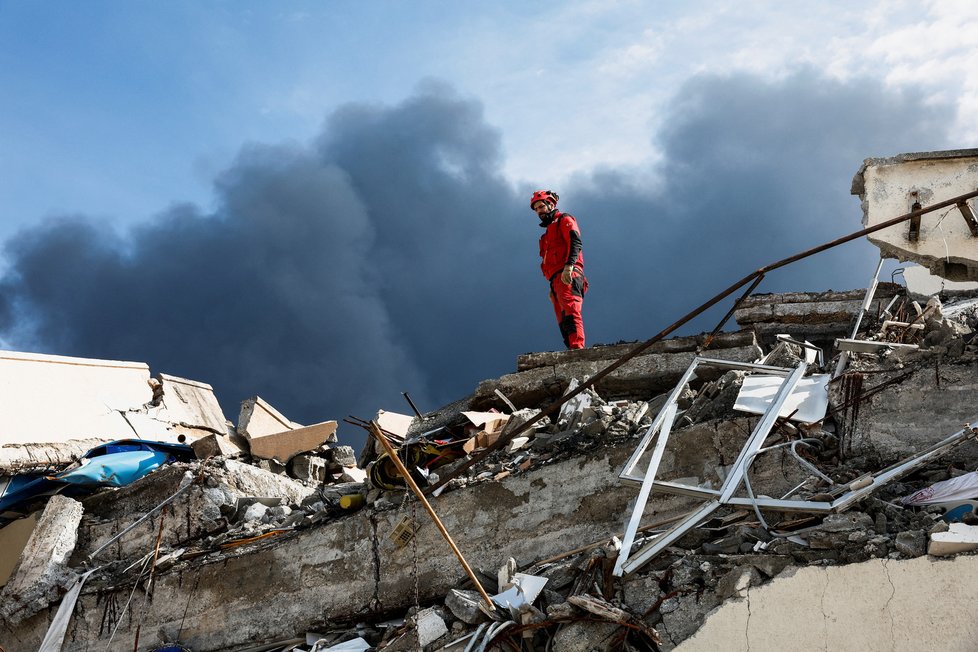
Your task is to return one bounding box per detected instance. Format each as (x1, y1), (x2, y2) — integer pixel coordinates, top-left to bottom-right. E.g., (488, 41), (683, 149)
(853, 148), (978, 281)
(237, 395), (338, 461)
(473, 333), (762, 410)
(515, 331), (758, 372)
(190, 432), (247, 459)
(674, 555), (978, 651)
(733, 285), (903, 347)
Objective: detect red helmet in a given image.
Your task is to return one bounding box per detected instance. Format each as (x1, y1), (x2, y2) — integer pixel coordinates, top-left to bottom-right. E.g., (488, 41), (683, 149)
(530, 190), (559, 209)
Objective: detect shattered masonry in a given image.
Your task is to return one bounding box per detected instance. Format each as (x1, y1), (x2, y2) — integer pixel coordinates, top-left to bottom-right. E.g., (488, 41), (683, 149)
(2, 148), (978, 651)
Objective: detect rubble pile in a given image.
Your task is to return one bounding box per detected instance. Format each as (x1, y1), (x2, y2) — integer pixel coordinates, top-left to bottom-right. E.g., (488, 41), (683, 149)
(4, 275), (978, 651)
(9, 141), (978, 650)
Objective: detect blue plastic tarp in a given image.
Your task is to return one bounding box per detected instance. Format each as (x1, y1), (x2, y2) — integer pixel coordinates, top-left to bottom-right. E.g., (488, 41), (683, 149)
(52, 450), (173, 487)
(0, 439), (193, 527)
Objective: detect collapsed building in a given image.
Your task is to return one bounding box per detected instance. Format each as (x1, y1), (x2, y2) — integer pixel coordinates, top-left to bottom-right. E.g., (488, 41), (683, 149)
(2, 148), (978, 651)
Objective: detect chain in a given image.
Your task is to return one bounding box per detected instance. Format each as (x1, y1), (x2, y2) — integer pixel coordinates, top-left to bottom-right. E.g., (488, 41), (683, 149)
(397, 446), (421, 612)
(412, 497), (420, 610)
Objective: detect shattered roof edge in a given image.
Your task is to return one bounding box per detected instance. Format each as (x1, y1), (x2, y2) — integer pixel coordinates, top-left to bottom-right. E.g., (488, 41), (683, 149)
(851, 148), (978, 196)
(0, 349), (148, 371)
(158, 372), (215, 391)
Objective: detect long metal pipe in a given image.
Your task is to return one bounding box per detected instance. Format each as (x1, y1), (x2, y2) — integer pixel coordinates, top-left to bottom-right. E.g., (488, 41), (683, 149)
(425, 188), (978, 495)
(368, 421), (495, 610)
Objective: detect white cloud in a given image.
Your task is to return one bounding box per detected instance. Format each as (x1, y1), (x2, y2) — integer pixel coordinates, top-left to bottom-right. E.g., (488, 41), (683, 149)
(460, 0), (978, 185)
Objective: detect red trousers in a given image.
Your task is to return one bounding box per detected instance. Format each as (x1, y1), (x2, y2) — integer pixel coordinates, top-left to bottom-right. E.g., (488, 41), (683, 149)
(549, 269), (588, 349)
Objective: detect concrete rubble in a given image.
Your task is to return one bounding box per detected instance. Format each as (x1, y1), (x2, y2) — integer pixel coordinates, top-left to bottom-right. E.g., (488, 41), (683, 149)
(3, 148), (978, 651)
(852, 148), (978, 281)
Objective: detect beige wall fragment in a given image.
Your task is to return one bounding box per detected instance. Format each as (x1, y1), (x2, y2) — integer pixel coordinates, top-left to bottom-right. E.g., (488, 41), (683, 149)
(238, 396), (300, 437)
(854, 150), (978, 280)
(156, 373), (229, 434)
(246, 420), (339, 461)
(676, 555), (978, 651)
(0, 349), (152, 445)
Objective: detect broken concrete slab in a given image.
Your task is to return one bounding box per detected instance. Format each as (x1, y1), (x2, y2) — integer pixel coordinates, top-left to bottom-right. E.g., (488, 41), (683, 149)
(329, 445), (357, 468)
(853, 149), (978, 281)
(473, 335), (762, 410)
(928, 522), (978, 557)
(290, 454), (328, 483)
(0, 495), (83, 625)
(376, 410), (415, 440)
(903, 263), (978, 299)
(516, 331), (758, 371)
(733, 285), (904, 346)
(191, 432), (247, 460)
(445, 589), (490, 625)
(552, 620), (622, 652)
(246, 420), (339, 462)
(414, 606), (448, 647)
(237, 395), (302, 438)
(0, 438), (107, 475)
(715, 566), (763, 601)
(156, 373), (229, 435)
(73, 459), (315, 559)
(337, 466), (367, 484)
(0, 350), (240, 473)
(461, 411), (509, 433)
(894, 530), (927, 557)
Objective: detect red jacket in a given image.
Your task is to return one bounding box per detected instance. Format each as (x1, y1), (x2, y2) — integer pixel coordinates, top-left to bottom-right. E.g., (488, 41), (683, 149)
(539, 211), (584, 280)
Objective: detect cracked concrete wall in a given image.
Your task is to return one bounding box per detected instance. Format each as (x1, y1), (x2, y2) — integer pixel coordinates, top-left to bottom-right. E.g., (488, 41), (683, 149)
(0, 350), (153, 446)
(1, 415), (806, 651)
(831, 356), (978, 463)
(675, 554), (978, 651)
(5, 444), (696, 652)
(852, 149), (978, 281)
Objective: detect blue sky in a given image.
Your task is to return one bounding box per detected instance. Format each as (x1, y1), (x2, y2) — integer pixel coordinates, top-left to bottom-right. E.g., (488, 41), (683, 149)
(5, 1), (974, 244)
(1, 1), (976, 444)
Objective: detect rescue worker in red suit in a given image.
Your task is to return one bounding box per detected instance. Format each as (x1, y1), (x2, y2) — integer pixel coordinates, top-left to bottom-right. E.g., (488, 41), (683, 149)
(531, 190), (588, 349)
